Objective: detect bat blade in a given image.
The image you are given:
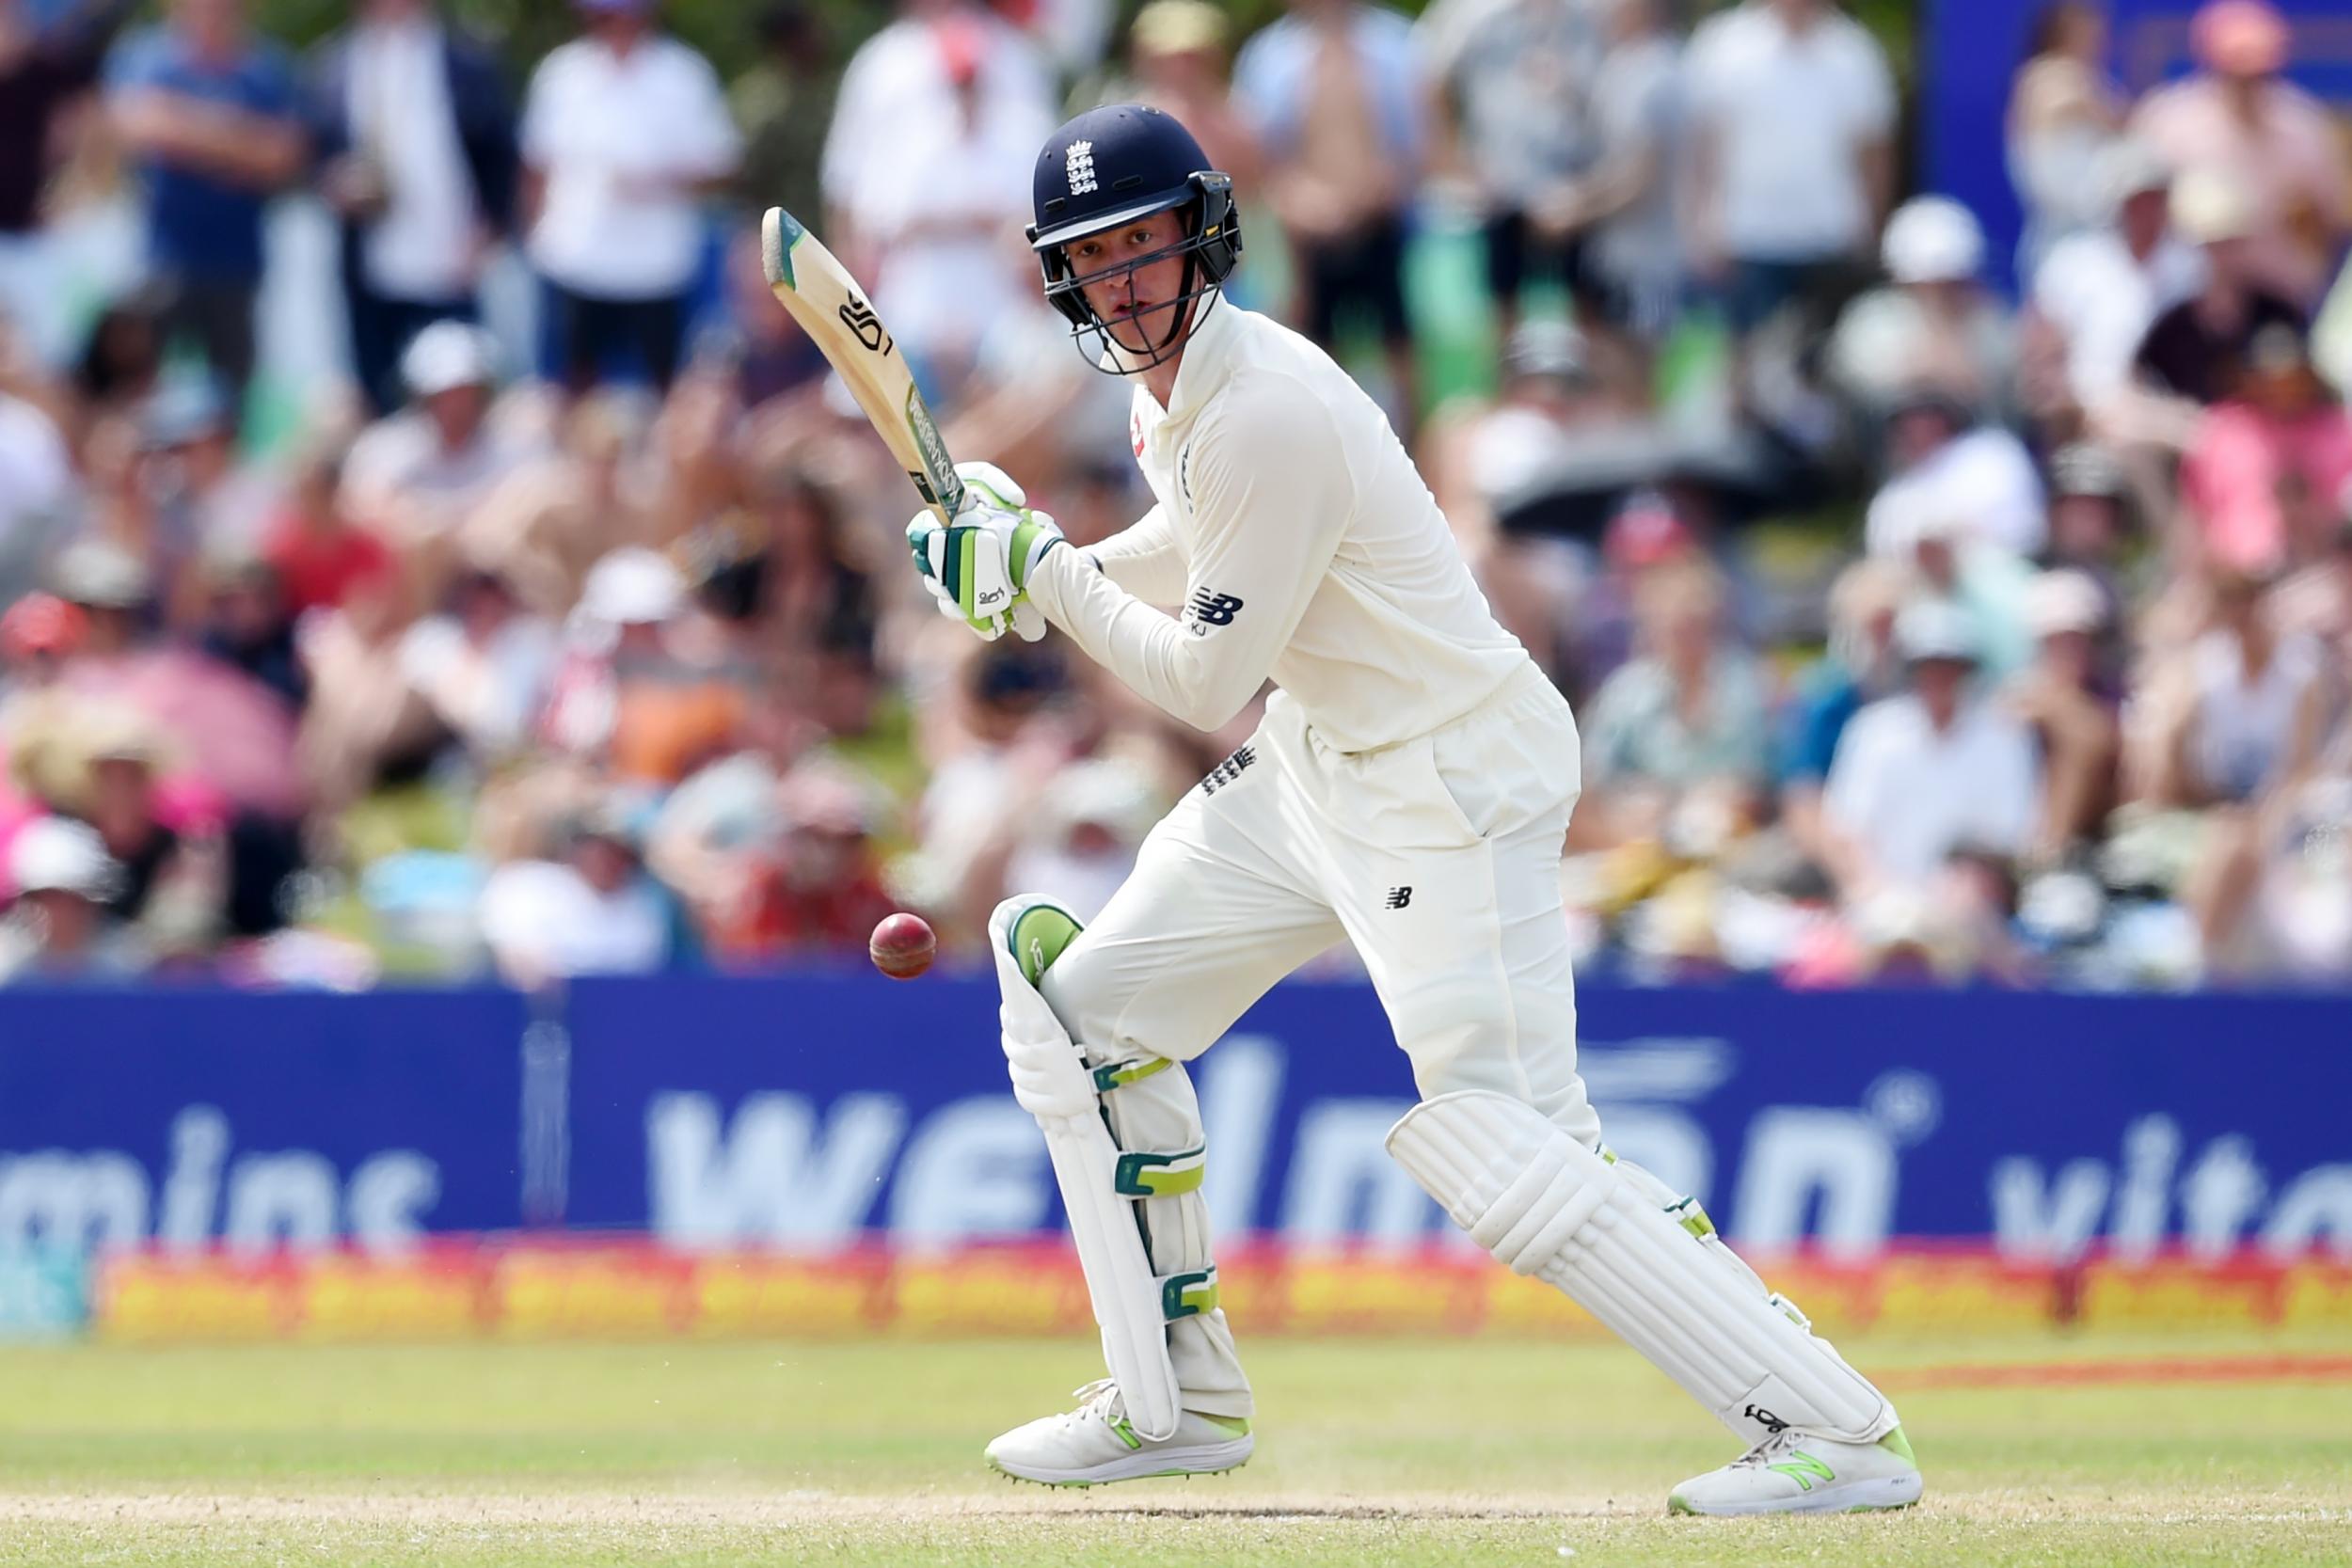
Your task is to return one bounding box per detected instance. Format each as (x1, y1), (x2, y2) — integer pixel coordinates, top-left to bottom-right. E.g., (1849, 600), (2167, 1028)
(759, 206), (965, 525)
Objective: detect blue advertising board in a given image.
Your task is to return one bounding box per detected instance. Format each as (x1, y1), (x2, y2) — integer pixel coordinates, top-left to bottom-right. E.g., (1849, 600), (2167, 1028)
(1927, 0), (2352, 292)
(564, 974), (2352, 1264)
(4, 977), (2348, 1266)
(0, 987), (530, 1257)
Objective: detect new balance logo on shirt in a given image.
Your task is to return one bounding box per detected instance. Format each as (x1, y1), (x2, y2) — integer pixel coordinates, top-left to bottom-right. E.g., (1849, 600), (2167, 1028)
(1385, 887), (1413, 910)
(1200, 744), (1256, 796)
(1187, 589), (1244, 633)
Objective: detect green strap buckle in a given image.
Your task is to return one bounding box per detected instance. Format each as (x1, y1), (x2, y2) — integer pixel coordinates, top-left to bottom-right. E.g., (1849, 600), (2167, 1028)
(1668, 1196), (1716, 1241)
(1091, 1056), (1174, 1094)
(1159, 1265), (1219, 1322)
(1114, 1144), (1205, 1198)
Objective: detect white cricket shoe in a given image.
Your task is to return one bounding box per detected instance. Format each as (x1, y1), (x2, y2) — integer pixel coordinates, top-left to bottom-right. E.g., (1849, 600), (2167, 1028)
(1668, 1426), (1922, 1516)
(984, 1379), (1253, 1487)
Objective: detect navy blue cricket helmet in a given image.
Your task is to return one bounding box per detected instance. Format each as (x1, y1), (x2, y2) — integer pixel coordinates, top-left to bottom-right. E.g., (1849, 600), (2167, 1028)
(1027, 103), (1242, 370)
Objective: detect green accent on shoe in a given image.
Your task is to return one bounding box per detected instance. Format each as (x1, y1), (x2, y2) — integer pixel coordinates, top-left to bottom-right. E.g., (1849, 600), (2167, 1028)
(1878, 1426), (1917, 1465)
(1108, 1416), (1142, 1451)
(1116, 1144), (1207, 1198)
(1092, 1056), (1175, 1093)
(1768, 1450), (1837, 1491)
(1198, 1413), (1251, 1437)
(1159, 1265), (1220, 1321)
(1666, 1492), (1696, 1516)
(1008, 903), (1084, 986)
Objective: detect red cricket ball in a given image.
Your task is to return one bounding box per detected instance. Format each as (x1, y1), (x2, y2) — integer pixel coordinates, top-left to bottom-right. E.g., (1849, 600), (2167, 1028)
(868, 911), (937, 980)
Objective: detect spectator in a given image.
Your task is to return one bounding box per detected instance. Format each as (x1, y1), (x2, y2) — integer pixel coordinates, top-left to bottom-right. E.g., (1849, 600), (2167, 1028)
(1582, 560), (1772, 819)
(2038, 441), (2134, 622)
(103, 0), (307, 404)
(1829, 197), (2017, 429)
(1564, 0), (1686, 351)
(395, 565), (558, 768)
(838, 11), (1040, 397)
(2133, 173), (2307, 409)
(1821, 598), (2042, 897)
(545, 546), (751, 787)
(731, 2), (834, 236)
(1864, 387), (2046, 562)
(2030, 139), (2205, 415)
(731, 762), (898, 958)
(1122, 1), (1263, 190)
(0, 815), (147, 981)
(2004, 567), (2119, 861)
(125, 375), (283, 622)
(1684, 0), (1895, 335)
(2133, 568), (2326, 812)
(341, 320), (532, 566)
(2006, 1), (2122, 279)
(1418, 0), (1598, 339)
(819, 0), (1052, 280)
(1779, 557), (1906, 872)
(0, 348), (76, 614)
(2125, 567), (2330, 974)
(477, 795), (696, 983)
(2142, 169), (2319, 390)
(262, 439), (395, 616)
(1002, 755), (1159, 923)
(2131, 0), (2348, 309)
(197, 548), (304, 710)
(519, 0), (741, 396)
(309, 0), (517, 416)
(1234, 0), (1425, 417)
(2179, 324), (2352, 577)
(0, 0), (139, 368)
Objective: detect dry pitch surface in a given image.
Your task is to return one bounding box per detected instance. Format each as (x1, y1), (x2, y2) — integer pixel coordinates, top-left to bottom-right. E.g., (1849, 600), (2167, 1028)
(1, 1330), (2346, 1565)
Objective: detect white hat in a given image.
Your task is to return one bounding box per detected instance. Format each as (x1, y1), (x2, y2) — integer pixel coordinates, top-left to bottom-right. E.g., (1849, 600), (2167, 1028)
(8, 817), (121, 901)
(1882, 197), (1984, 285)
(1895, 597), (1979, 664)
(2026, 569), (2108, 637)
(401, 321), (499, 399)
(581, 547), (685, 626)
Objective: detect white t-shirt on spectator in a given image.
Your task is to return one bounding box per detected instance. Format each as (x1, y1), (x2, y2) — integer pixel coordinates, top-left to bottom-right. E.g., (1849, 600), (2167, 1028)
(479, 859), (669, 977)
(2189, 629), (2323, 801)
(1865, 427), (2047, 559)
(521, 35), (741, 299)
(0, 394), (76, 611)
(821, 16), (1053, 217)
(1684, 2), (1893, 262)
(2033, 228), (2207, 404)
(348, 17), (478, 301)
(1824, 691), (2040, 885)
(849, 104), (1046, 366)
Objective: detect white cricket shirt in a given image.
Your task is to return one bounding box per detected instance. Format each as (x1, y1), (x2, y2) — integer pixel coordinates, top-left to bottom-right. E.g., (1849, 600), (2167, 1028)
(1026, 299), (1530, 752)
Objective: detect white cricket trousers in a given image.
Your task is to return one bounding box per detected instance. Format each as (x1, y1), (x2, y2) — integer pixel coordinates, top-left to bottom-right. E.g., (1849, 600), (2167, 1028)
(1038, 664), (1599, 1416)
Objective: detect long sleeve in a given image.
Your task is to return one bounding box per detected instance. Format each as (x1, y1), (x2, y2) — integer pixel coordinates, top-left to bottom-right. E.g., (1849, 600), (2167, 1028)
(1030, 382), (1350, 733)
(1087, 503), (1186, 606)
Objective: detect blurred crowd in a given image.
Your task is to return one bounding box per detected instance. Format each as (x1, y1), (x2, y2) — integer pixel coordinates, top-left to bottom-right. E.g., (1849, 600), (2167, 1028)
(0, 0), (2348, 990)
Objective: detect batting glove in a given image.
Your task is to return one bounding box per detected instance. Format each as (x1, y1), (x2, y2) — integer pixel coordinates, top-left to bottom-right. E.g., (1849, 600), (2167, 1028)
(907, 461), (1065, 641)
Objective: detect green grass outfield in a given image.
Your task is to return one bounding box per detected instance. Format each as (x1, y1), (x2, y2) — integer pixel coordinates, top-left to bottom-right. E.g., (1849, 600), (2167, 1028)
(2, 1330), (2347, 1566)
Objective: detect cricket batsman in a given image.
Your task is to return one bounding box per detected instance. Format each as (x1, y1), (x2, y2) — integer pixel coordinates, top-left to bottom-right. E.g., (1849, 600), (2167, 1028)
(904, 103), (1923, 1516)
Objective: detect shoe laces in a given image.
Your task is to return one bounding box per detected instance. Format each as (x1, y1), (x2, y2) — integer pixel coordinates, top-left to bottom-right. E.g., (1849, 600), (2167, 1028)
(1063, 1378), (1127, 1429)
(1732, 1428), (1805, 1469)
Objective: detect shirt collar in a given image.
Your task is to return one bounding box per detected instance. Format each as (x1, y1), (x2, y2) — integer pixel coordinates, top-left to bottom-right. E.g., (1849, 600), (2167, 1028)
(1154, 291), (1242, 422)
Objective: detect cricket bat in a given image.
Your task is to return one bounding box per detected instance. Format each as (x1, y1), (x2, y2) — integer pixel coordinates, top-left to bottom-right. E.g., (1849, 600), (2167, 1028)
(759, 207), (966, 526)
